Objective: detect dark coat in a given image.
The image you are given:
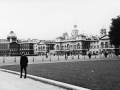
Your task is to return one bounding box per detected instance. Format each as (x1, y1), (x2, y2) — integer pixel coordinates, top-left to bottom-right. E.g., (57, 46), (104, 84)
(88, 53), (91, 58)
(20, 55), (28, 67)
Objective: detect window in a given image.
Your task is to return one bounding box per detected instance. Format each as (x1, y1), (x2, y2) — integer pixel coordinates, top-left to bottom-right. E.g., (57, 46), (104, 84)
(67, 44), (70, 50)
(77, 43), (80, 49)
(74, 45), (76, 50)
(56, 45), (59, 50)
(97, 45), (99, 48)
(105, 42), (108, 48)
(101, 42), (104, 48)
(94, 46), (96, 49)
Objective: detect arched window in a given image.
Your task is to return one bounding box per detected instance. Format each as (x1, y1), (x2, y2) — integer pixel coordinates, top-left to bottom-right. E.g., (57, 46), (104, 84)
(69, 45), (72, 50)
(101, 42), (104, 48)
(56, 45), (59, 50)
(65, 46), (66, 50)
(43, 46), (45, 51)
(62, 46), (63, 50)
(67, 44), (70, 50)
(105, 42), (108, 48)
(74, 45), (76, 50)
(63, 46), (64, 50)
(41, 46), (43, 51)
(38, 47), (40, 51)
(77, 43), (80, 49)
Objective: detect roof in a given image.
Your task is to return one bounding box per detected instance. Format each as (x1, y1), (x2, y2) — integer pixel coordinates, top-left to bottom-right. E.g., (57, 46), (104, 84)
(7, 31), (17, 38)
(76, 34), (86, 37)
(38, 40), (55, 45)
(0, 39), (9, 43)
(100, 35), (109, 40)
(55, 36), (65, 39)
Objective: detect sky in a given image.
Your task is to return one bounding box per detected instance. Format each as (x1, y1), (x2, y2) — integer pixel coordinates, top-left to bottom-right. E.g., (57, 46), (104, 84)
(0, 0), (120, 40)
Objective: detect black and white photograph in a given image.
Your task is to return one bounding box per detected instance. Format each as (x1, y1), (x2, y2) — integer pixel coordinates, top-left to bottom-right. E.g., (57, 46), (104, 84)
(0, 0), (120, 90)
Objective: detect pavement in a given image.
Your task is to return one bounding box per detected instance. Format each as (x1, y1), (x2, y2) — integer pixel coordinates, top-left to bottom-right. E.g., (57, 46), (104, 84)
(0, 70), (66, 90)
(0, 69), (90, 90)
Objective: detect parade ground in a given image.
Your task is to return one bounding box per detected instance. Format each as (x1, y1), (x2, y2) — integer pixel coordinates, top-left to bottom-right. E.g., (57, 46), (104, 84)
(0, 55), (120, 90)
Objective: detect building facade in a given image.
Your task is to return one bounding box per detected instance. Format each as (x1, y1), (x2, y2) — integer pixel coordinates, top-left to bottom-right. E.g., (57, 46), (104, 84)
(0, 39), (9, 56)
(54, 25), (91, 55)
(7, 31), (19, 56)
(34, 40), (55, 55)
(54, 25), (120, 55)
(0, 25), (120, 56)
(18, 39), (36, 55)
(0, 31), (36, 56)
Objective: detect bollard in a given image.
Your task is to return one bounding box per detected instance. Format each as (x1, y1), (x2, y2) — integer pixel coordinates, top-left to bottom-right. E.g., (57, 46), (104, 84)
(78, 54), (79, 59)
(72, 55), (74, 60)
(95, 55), (96, 58)
(65, 56), (67, 60)
(58, 56), (59, 60)
(84, 55), (85, 59)
(14, 57), (16, 62)
(50, 56), (51, 61)
(3, 57), (5, 63)
(33, 57), (34, 62)
(42, 57), (44, 61)
(79, 54), (80, 59)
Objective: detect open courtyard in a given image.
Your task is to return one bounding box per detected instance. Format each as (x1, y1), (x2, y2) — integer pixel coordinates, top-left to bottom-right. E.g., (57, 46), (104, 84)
(0, 55), (120, 90)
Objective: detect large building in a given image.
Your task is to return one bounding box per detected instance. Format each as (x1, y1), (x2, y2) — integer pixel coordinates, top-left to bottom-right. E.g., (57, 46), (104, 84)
(54, 25), (91, 55)
(0, 31), (18, 56)
(99, 28), (115, 53)
(54, 25), (120, 55)
(0, 31), (37, 56)
(0, 25), (119, 56)
(18, 39), (34, 55)
(7, 31), (19, 56)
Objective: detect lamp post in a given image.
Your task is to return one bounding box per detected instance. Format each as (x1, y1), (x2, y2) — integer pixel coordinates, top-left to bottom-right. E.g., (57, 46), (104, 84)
(42, 53), (44, 61)
(78, 51), (79, 59)
(84, 52), (85, 59)
(100, 51), (101, 58)
(72, 44), (74, 60)
(65, 51), (66, 60)
(3, 55), (5, 63)
(14, 57), (16, 62)
(58, 54), (59, 60)
(33, 57), (34, 62)
(9, 49), (11, 56)
(95, 53), (96, 58)
(50, 53), (51, 61)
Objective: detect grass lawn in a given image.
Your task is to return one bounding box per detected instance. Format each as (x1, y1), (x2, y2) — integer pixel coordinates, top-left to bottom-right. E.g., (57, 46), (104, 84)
(1, 60), (120, 90)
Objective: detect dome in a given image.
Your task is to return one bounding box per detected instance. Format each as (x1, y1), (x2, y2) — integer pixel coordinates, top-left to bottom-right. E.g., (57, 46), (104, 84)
(74, 24), (77, 28)
(101, 26), (106, 32)
(72, 24), (79, 32)
(7, 31), (17, 39)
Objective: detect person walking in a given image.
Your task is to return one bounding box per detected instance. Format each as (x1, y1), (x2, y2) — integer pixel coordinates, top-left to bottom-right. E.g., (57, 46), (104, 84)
(20, 52), (28, 79)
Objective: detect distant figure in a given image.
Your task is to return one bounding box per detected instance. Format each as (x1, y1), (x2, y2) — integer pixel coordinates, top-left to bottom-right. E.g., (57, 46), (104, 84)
(88, 52), (92, 59)
(46, 53), (48, 58)
(20, 52), (28, 78)
(104, 51), (108, 57)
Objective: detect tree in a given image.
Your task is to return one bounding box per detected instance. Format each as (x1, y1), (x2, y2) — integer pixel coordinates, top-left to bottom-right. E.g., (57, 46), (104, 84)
(109, 15), (120, 56)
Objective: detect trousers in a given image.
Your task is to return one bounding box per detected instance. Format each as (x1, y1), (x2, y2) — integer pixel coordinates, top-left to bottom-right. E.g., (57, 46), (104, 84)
(20, 66), (27, 78)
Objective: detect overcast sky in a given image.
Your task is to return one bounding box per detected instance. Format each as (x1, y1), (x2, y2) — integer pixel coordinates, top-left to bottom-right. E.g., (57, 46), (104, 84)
(0, 0), (120, 40)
